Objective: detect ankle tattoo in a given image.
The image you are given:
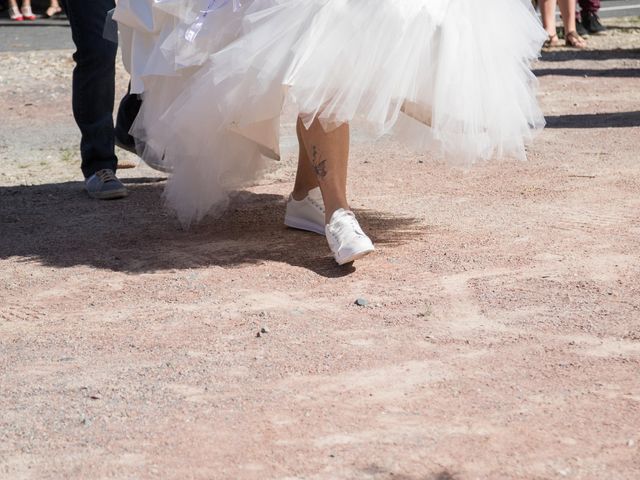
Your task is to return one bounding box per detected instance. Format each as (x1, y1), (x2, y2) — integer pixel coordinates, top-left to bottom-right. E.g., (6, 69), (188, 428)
(311, 145), (328, 179)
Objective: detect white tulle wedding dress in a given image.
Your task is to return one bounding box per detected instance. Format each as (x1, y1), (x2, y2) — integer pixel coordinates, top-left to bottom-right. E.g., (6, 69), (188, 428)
(114, 0), (547, 225)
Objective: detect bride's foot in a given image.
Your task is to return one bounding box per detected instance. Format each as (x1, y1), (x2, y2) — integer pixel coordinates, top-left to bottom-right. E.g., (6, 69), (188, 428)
(284, 187), (326, 235)
(325, 209), (374, 265)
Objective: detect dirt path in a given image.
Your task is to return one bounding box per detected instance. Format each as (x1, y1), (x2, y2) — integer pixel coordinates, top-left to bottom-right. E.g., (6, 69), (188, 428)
(1, 18), (640, 480)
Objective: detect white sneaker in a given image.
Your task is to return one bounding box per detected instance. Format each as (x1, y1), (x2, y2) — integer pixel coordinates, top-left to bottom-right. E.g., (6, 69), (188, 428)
(325, 209), (375, 265)
(284, 187), (326, 235)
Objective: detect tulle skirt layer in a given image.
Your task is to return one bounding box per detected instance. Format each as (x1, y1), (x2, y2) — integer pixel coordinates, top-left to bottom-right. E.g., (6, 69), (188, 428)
(114, 0), (547, 225)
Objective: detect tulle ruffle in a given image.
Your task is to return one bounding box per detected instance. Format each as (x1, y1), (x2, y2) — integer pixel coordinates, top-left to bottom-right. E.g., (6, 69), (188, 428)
(114, 0), (547, 225)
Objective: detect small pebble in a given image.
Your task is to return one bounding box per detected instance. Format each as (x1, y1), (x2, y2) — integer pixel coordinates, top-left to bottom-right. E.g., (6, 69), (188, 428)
(355, 298), (368, 307)
(261, 326), (270, 334)
(628, 439), (636, 447)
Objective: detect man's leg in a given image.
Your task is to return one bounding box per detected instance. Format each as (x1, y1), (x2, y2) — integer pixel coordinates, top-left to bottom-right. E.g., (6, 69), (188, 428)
(60, 0), (119, 179)
(579, 0), (600, 14)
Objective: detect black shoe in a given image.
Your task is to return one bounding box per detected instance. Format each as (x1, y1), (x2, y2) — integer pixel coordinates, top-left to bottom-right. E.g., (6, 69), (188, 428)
(114, 131), (137, 155)
(581, 12), (606, 35)
(576, 20), (589, 38)
(114, 87), (171, 173)
(115, 89), (142, 155)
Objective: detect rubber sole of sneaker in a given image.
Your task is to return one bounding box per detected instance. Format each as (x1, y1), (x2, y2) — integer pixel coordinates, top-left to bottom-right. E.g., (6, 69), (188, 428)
(284, 216), (326, 236)
(86, 189), (129, 200)
(334, 247), (374, 266)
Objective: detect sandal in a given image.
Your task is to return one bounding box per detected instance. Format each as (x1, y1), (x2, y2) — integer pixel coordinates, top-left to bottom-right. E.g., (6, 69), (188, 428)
(21, 5), (36, 20)
(543, 33), (560, 49)
(565, 30), (587, 49)
(9, 5), (24, 21)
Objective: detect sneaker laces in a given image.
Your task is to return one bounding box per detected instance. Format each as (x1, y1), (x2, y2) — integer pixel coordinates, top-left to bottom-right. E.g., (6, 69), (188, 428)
(308, 196), (325, 213)
(95, 169), (118, 183)
(307, 189), (325, 213)
(331, 210), (365, 239)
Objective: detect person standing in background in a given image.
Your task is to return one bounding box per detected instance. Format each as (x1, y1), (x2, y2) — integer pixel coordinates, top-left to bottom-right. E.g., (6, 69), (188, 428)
(577, 0), (606, 35)
(540, 0), (588, 48)
(7, 0), (35, 21)
(58, 0), (136, 199)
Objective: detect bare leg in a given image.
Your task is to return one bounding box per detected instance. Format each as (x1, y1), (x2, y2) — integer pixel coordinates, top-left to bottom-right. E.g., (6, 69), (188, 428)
(540, 0), (559, 36)
(559, 0), (587, 46)
(291, 117), (320, 201)
(540, 0), (586, 47)
(20, 0), (36, 20)
(558, 0), (578, 33)
(296, 116), (350, 223)
(8, 0), (23, 19)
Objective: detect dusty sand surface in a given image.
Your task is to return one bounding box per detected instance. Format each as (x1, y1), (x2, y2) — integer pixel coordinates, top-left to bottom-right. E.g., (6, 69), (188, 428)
(1, 18), (640, 480)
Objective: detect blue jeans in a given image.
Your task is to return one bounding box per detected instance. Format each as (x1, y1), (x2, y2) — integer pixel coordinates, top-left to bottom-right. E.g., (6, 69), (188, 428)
(60, 0), (118, 178)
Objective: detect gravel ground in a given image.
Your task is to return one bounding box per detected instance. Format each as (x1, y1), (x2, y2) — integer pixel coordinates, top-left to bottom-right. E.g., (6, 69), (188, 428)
(1, 17), (639, 480)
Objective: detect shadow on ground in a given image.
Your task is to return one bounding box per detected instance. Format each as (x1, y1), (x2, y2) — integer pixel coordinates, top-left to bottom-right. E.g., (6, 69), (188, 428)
(0, 178), (425, 277)
(361, 465), (459, 480)
(540, 47), (640, 62)
(545, 111), (640, 128)
(534, 67), (640, 77)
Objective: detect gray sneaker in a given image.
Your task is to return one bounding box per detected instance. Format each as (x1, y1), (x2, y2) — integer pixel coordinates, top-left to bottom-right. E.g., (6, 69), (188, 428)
(85, 169), (128, 200)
